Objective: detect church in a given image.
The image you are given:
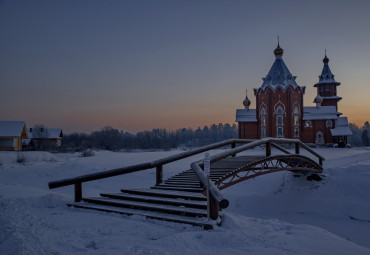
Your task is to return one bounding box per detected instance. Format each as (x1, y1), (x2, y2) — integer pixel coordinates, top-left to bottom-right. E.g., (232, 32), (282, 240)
(235, 43), (352, 147)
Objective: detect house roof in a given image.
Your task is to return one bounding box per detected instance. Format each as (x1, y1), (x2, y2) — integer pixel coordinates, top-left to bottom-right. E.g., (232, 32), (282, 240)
(235, 109), (257, 122)
(28, 128), (63, 139)
(303, 106), (340, 120)
(0, 121), (28, 137)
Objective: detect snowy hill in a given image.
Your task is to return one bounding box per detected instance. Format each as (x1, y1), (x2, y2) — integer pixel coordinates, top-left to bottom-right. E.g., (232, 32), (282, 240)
(1, 148), (370, 254)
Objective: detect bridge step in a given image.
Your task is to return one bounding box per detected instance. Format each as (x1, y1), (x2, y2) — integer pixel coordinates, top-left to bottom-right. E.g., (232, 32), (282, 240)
(101, 192), (207, 209)
(121, 188), (207, 200)
(67, 202), (215, 229)
(81, 197), (208, 217)
(152, 185), (204, 192)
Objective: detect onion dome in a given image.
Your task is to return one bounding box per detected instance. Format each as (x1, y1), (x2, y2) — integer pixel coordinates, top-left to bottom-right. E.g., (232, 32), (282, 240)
(323, 54), (329, 63)
(243, 89), (251, 107)
(274, 43), (284, 56)
(313, 95), (323, 104)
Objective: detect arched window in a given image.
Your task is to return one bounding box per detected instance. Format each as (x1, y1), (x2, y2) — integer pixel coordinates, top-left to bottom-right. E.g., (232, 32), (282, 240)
(326, 120), (332, 127)
(305, 121), (312, 128)
(260, 107), (266, 138)
(276, 106), (283, 138)
(315, 131), (324, 145)
(277, 115), (283, 126)
(293, 106), (299, 138)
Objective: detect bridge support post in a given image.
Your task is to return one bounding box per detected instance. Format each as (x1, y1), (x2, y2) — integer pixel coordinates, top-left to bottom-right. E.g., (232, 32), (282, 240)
(209, 194), (219, 220)
(74, 182), (82, 202)
(295, 143), (300, 154)
(231, 142), (236, 157)
(156, 165), (163, 185)
(266, 142), (271, 157)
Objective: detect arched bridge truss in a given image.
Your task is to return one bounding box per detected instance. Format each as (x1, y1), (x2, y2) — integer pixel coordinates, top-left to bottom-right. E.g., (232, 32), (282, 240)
(215, 154), (323, 190)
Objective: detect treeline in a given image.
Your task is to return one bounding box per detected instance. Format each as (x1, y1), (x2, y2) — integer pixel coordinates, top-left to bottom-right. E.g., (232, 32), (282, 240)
(348, 121), (370, 146)
(62, 123), (238, 151)
(61, 121), (370, 151)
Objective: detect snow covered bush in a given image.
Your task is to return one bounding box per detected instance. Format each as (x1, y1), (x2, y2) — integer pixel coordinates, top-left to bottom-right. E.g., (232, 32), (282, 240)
(16, 152), (27, 164)
(80, 149), (95, 157)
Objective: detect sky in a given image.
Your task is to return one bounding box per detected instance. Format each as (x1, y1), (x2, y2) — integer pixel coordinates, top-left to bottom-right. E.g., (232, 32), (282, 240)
(1, 0), (370, 134)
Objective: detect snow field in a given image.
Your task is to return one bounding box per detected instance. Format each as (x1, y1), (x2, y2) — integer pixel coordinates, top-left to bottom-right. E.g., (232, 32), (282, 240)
(1, 147), (370, 254)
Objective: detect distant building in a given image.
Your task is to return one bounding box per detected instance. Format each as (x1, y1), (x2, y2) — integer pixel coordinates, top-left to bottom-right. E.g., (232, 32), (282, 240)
(24, 128), (63, 149)
(236, 43), (352, 147)
(0, 121), (29, 151)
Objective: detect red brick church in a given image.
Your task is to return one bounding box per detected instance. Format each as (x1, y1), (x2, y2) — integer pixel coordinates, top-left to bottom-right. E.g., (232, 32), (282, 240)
(236, 43), (352, 147)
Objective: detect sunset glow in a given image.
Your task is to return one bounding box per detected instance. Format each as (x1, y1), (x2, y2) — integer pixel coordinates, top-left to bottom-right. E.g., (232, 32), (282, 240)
(1, 0), (370, 133)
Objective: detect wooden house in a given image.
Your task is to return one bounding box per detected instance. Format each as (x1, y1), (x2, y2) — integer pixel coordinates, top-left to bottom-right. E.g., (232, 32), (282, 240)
(27, 128), (63, 149)
(0, 121), (29, 151)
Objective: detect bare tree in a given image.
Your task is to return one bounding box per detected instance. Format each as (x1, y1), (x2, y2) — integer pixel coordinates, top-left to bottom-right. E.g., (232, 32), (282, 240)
(31, 124), (49, 150)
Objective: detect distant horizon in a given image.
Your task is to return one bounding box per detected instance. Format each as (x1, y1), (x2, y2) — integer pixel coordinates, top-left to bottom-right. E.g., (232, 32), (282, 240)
(1, 0), (369, 134)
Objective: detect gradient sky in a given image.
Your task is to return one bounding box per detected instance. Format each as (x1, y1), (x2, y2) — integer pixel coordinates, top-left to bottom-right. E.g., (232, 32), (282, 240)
(1, 0), (370, 133)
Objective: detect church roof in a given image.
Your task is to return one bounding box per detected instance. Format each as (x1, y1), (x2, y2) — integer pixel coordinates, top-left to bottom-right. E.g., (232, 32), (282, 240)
(260, 44), (299, 90)
(303, 106), (341, 120)
(330, 117), (352, 136)
(235, 109), (257, 122)
(314, 54), (341, 87)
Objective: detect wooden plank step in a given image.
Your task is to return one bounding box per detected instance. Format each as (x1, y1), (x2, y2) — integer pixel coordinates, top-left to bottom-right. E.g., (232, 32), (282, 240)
(166, 177), (199, 182)
(176, 173), (197, 177)
(164, 179), (201, 183)
(100, 193), (207, 209)
(82, 197), (207, 217)
(67, 202), (215, 229)
(121, 188), (207, 200)
(157, 183), (202, 188)
(152, 185), (204, 192)
(164, 181), (201, 185)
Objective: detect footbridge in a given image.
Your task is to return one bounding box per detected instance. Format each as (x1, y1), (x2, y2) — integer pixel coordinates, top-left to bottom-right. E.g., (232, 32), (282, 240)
(49, 138), (324, 229)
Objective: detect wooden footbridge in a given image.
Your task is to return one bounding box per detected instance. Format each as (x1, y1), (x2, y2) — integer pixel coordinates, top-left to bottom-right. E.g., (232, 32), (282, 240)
(49, 138), (324, 229)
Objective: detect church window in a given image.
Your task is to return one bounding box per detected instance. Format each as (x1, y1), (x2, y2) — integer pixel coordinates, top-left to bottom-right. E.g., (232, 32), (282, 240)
(277, 115), (283, 126)
(276, 114), (283, 138)
(305, 121), (312, 128)
(326, 120), (332, 127)
(316, 132), (323, 139)
(277, 127), (283, 138)
(325, 84), (330, 92)
(260, 107), (267, 138)
(293, 106), (299, 138)
(294, 127), (299, 138)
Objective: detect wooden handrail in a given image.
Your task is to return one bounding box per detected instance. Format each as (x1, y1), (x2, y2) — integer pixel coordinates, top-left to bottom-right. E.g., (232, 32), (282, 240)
(189, 138), (325, 217)
(48, 139), (254, 189)
(49, 137), (324, 209)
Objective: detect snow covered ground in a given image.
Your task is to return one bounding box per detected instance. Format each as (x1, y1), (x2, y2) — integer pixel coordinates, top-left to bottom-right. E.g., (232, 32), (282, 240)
(1, 147), (370, 255)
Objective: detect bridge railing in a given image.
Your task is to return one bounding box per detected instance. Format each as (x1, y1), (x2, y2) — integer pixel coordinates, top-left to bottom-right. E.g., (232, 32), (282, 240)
(190, 137), (325, 219)
(48, 138), (324, 219)
(48, 139), (254, 202)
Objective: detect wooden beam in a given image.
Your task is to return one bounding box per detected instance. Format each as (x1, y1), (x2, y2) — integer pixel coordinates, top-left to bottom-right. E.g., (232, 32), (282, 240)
(295, 143), (300, 154)
(74, 182), (82, 202)
(156, 165), (163, 185)
(266, 142), (271, 157)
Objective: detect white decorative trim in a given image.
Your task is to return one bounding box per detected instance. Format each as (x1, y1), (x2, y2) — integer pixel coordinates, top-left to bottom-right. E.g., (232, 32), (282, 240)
(273, 100), (286, 116)
(259, 103), (267, 116)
